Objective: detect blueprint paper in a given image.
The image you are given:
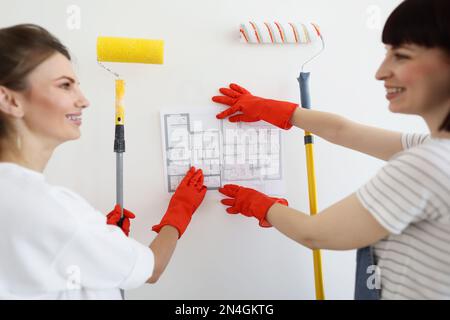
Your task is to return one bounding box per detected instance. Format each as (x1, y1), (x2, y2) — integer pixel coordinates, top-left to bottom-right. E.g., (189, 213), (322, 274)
(161, 108), (285, 195)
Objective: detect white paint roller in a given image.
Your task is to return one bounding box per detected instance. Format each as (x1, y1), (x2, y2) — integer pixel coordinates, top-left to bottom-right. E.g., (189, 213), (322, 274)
(239, 21), (321, 44)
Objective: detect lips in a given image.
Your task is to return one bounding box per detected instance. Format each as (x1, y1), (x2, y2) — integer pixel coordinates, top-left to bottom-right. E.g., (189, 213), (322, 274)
(65, 113), (82, 126)
(385, 86), (406, 101)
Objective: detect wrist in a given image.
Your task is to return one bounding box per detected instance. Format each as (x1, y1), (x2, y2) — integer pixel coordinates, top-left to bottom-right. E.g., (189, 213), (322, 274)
(159, 225), (180, 238)
(261, 100), (298, 130)
(153, 205), (193, 239)
(258, 196), (289, 227)
(255, 196), (278, 227)
(289, 107), (302, 128)
(152, 220), (186, 239)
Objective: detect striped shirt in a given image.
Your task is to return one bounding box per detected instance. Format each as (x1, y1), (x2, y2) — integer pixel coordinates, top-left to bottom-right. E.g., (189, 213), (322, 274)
(356, 133), (450, 300)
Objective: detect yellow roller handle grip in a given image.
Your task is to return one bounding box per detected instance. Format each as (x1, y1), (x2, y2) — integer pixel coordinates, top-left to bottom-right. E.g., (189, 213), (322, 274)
(305, 132), (325, 300)
(115, 79), (125, 125)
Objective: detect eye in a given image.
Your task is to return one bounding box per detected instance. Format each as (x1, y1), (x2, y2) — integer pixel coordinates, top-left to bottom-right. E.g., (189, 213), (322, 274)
(59, 82), (72, 90)
(394, 53), (410, 60)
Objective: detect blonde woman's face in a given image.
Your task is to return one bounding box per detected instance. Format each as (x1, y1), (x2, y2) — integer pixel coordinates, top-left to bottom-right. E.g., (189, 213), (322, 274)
(375, 44), (450, 117)
(19, 52), (89, 145)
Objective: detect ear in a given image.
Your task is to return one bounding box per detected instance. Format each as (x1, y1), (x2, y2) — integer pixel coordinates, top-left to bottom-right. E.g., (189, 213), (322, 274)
(0, 86), (25, 118)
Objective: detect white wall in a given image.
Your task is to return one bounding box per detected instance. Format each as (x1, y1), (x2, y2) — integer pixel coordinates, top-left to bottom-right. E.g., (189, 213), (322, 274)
(1, 0), (428, 299)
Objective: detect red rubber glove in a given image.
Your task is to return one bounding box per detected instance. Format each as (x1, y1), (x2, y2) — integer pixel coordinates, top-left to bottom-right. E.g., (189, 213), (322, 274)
(219, 184), (289, 227)
(212, 83), (298, 130)
(152, 167), (207, 238)
(107, 204), (136, 237)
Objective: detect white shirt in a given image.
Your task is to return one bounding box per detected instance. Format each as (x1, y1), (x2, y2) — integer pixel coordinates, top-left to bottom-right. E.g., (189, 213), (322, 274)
(357, 133), (450, 299)
(0, 163), (154, 300)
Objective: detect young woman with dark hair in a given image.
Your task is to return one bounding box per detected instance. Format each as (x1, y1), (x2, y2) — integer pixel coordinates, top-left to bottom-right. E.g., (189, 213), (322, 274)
(213, 0), (450, 299)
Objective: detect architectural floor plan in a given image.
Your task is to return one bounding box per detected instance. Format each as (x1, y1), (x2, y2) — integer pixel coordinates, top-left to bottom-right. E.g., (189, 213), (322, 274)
(161, 109), (284, 194)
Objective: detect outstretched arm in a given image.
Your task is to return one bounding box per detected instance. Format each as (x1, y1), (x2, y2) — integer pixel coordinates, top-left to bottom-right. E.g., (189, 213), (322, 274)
(266, 193), (389, 250)
(290, 108), (403, 161)
(212, 83), (403, 162)
(219, 184), (390, 251)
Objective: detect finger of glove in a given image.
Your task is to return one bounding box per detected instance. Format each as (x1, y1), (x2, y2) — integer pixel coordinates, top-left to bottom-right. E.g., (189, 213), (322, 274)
(221, 198), (235, 206)
(106, 209), (117, 219)
(193, 186), (207, 208)
(180, 166), (196, 186)
(188, 169), (203, 187)
(123, 208), (136, 219)
(199, 185), (207, 197)
(219, 87), (241, 98)
(195, 186), (207, 210)
(107, 204), (121, 217)
(107, 214), (120, 225)
(216, 105), (241, 119)
(219, 184), (240, 197)
(122, 218), (130, 235)
(226, 206), (240, 214)
(195, 173), (205, 191)
(212, 95), (236, 106)
(229, 114), (259, 123)
(230, 83), (250, 94)
(107, 210), (120, 223)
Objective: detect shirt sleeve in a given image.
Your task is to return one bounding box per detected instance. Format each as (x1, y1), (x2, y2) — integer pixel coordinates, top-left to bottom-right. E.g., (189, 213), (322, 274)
(356, 151), (434, 235)
(51, 213), (154, 290)
(401, 133), (430, 150)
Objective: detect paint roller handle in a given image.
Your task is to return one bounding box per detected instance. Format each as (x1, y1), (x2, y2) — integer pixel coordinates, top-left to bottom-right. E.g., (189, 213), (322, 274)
(297, 72), (316, 145)
(106, 204), (136, 237)
(212, 83), (298, 130)
(298, 72), (311, 109)
(114, 125), (125, 153)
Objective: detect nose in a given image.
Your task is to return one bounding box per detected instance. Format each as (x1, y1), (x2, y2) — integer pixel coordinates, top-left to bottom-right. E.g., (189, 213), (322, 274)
(375, 57), (392, 81)
(75, 88), (90, 109)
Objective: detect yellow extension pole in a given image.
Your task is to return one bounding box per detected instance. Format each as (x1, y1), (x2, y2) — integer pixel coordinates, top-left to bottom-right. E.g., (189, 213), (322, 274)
(304, 131), (325, 300)
(298, 71), (325, 300)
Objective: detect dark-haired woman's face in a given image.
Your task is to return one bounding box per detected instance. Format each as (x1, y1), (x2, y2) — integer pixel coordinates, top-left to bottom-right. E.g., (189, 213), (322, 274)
(17, 52), (90, 145)
(375, 44), (450, 118)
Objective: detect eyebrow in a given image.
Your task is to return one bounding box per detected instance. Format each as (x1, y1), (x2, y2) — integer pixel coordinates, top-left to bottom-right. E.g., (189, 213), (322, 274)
(392, 44), (414, 50)
(54, 76), (79, 84)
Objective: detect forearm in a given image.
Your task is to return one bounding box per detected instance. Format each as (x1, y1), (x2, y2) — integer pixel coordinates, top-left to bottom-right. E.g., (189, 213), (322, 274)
(266, 194), (389, 251)
(266, 203), (318, 249)
(276, 207), (353, 251)
(290, 107), (403, 161)
(266, 202), (362, 251)
(290, 108), (348, 144)
(147, 225), (179, 283)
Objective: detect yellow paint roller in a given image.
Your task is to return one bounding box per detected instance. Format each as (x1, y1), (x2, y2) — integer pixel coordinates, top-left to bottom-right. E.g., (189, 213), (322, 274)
(97, 36), (164, 64)
(96, 36), (164, 239)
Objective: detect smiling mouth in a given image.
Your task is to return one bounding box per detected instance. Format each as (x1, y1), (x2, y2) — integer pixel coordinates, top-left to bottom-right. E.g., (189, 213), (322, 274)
(386, 87), (406, 100)
(65, 114), (82, 125)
